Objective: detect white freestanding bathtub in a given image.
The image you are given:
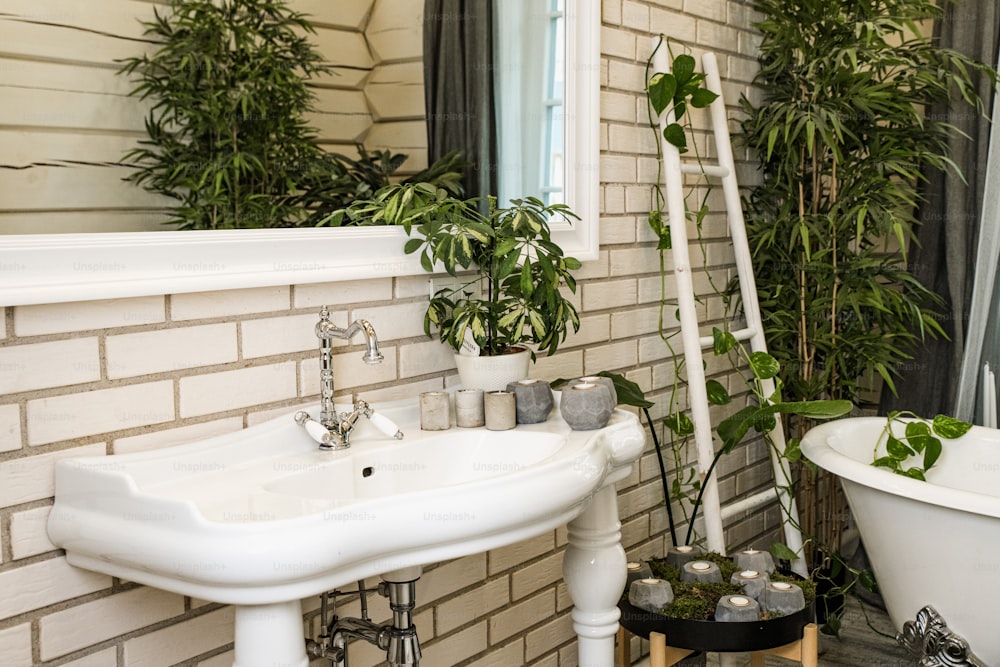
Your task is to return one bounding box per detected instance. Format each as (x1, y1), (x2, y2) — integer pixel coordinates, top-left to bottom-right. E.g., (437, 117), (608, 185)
(800, 417), (1000, 665)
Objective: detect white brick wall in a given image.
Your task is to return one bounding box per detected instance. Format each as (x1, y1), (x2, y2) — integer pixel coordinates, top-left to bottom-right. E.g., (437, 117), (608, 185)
(0, 1), (777, 665)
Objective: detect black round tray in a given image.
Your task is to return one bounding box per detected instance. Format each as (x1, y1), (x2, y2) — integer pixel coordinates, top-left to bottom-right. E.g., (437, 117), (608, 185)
(618, 597), (815, 653)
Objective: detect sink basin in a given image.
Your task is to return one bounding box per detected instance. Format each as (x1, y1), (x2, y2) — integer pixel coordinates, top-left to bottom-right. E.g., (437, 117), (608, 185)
(48, 396), (644, 605)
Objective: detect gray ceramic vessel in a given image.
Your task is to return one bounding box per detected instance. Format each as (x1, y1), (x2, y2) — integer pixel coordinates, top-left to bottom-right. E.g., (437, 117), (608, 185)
(506, 379), (554, 424)
(559, 382), (614, 430)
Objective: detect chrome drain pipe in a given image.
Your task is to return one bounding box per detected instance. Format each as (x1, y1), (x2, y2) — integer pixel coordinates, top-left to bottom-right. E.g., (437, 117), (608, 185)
(384, 580), (421, 667)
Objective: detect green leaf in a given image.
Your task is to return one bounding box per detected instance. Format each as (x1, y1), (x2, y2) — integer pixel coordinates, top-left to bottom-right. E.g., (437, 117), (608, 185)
(748, 351), (780, 380)
(647, 72), (677, 116)
(664, 412), (695, 437)
(922, 437), (942, 470)
(931, 414), (973, 440)
(822, 614), (842, 637)
(766, 400), (852, 419)
(672, 54), (696, 85)
(598, 371), (654, 408)
(712, 327), (737, 355)
(705, 379), (731, 405)
(717, 405), (758, 450)
(886, 436), (915, 461)
(662, 123), (687, 151)
(901, 467), (927, 481)
(872, 456), (895, 468)
(858, 569), (879, 594)
(769, 542), (799, 562)
(689, 87), (718, 108)
(784, 438), (802, 462)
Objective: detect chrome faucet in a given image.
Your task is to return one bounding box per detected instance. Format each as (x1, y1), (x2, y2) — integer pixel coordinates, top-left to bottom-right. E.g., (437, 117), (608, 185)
(295, 306), (403, 449)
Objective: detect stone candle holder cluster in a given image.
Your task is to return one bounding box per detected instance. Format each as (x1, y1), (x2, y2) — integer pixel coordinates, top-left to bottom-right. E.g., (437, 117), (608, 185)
(623, 548), (809, 624)
(419, 378), (619, 433)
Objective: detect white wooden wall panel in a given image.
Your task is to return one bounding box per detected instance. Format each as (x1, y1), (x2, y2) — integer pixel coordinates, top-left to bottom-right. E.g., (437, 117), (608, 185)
(295, 0), (373, 30)
(366, 62), (425, 121)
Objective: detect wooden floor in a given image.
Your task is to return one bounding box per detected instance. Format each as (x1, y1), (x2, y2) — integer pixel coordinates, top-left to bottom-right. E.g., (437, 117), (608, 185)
(806, 600), (914, 666)
(629, 597), (916, 666)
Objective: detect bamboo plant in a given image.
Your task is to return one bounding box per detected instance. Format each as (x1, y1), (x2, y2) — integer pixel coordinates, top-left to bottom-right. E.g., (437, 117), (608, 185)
(740, 0), (992, 407)
(118, 0), (336, 229)
(739, 0), (995, 564)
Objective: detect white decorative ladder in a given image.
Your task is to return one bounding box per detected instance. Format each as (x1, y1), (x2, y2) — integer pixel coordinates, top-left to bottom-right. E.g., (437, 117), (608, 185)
(651, 43), (808, 577)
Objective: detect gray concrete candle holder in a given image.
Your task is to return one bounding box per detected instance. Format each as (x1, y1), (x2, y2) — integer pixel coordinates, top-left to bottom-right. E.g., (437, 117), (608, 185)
(734, 548), (776, 575)
(628, 578), (674, 613)
(730, 570), (769, 602)
(455, 388), (485, 428)
(419, 391), (451, 431)
(559, 382), (614, 430)
(484, 390), (516, 431)
(680, 560), (723, 583)
(763, 581), (806, 615)
(506, 379), (554, 424)
(715, 595), (761, 622)
(626, 561), (654, 588)
(576, 375), (617, 405)
(664, 544), (702, 569)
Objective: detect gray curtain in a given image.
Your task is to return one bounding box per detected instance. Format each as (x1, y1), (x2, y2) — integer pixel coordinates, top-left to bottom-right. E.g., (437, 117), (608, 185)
(881, 1), (1000, 417)
(423, 0), (498, 201)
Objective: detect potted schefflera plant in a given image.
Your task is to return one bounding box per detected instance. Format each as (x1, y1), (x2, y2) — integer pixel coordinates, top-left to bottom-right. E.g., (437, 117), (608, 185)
(324, 183), (583, 389)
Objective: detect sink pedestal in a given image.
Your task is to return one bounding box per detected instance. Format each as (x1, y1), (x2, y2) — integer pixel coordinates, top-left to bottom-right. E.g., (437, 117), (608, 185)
(564, 484), (628, 667)
(233, 601), (308, 667)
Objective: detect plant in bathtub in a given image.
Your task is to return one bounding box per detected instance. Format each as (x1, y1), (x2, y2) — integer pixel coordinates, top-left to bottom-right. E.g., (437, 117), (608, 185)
(872, 412), (972, 480)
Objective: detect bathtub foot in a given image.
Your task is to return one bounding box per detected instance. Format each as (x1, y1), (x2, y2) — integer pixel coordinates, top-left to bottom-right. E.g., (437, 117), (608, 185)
(896, 606), (986, 667)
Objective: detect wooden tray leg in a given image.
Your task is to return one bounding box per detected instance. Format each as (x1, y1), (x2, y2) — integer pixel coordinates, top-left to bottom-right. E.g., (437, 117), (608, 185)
(618, 626), (631, 666)
(649, 631), (697, 667)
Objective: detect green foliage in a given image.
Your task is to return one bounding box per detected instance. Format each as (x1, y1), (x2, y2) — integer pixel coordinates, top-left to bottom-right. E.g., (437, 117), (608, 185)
(647, 53), (718, 154)
(740, 0), (996, 404)
(118, 0), (336, 229)
(309, 147), (469, 224)
(325, 183), (581, 357)
(872, 411), (973, 479)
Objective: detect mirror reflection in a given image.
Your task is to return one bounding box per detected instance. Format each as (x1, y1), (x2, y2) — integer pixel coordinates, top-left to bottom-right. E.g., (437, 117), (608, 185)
(0, 0), (598, 305)
(1, 0), (567, 234)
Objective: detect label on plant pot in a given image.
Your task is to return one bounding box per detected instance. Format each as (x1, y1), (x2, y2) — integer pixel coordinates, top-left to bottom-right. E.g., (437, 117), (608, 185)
(459, 328), (480, 356)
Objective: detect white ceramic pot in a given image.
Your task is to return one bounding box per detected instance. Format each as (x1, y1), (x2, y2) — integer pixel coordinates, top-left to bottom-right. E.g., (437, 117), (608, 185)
(453, 347), (531, 391)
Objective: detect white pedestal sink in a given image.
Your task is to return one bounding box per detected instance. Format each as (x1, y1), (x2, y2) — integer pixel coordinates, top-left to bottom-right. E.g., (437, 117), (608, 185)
(48, 395), (644, 667)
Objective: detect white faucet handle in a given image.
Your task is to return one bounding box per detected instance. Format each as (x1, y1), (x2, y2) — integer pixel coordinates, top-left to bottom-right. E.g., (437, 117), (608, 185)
(295, 411), (332, 446)
(368, 411), (404, 440)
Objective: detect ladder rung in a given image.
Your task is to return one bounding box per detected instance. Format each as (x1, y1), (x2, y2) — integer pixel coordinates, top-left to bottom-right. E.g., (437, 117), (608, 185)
(679, 163), (729, 178)
(697, 326), (757, 349)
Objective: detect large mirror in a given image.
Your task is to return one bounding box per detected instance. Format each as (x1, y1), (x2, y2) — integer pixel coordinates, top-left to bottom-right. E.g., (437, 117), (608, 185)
(0, 0), (598, 306)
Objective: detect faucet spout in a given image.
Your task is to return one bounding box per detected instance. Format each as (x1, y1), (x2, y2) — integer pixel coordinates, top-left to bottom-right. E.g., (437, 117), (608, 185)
(329, 317), (383, 364)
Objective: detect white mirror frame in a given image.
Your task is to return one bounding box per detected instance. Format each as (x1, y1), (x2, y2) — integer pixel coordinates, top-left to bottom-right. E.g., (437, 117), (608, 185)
(0, 0), (599, 307)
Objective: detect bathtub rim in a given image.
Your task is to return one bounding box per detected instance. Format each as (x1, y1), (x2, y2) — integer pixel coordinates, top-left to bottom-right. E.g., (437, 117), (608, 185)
(800, 417), (1000, 520)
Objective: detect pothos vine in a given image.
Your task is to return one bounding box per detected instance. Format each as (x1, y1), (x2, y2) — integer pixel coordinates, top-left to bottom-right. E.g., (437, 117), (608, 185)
(641, 36), (862, 633)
